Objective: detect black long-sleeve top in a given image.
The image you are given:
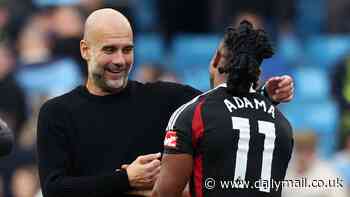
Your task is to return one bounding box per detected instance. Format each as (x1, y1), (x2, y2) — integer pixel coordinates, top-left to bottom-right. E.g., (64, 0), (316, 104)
(37, 80), (201, 197)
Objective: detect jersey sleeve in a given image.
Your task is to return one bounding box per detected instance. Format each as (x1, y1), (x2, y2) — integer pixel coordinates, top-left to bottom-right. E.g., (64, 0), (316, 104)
(163, 98), (199, 155)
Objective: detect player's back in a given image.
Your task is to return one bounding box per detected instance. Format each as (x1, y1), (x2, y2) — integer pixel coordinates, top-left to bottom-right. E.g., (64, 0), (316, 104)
(189, 84), (293, 197)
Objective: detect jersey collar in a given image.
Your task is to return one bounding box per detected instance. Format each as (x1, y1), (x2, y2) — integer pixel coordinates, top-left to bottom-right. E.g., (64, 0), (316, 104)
(217, 83), (256, 93)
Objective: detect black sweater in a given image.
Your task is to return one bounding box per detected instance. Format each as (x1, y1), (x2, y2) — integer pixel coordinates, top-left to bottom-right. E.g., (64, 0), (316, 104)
(37, 80), (201, 197)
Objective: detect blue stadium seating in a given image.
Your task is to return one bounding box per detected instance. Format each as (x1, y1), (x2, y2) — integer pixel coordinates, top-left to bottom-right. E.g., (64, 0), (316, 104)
(260, 54), (293, 82)
(305, 101), (339, 134)
(171, 34), (220, 71)
(15, 58), (82, 99)
(281, 100), (339, 157)
(295, 0), (326, 37)
(281, 66), (339, 157)
(293, 67), (330, 102)
(130, 0), (158, 32)
(277, 34), (303, 64)
(182, 67), (210, 92)
(305, 35), (350, 70)
(171, 34), (221, 91)
(280, 103), (305, 130)
(134, 34), (165, 66)
(34, 0), (79, 6)
(281, 98), (339, 157)
(306, 101), (339, 157)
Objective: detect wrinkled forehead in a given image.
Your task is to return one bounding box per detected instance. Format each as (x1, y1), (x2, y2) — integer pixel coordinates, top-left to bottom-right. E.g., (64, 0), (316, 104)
(84, 17), (133, 45)
(92, 27), (133, 46)
(96, 37), (134, 51)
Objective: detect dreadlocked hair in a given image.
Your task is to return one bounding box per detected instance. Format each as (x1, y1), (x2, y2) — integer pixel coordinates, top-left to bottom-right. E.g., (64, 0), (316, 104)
(218, 20), (274, 95)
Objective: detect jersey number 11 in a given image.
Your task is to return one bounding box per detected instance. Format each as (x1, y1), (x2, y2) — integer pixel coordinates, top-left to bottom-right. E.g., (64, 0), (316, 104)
(232, 117), (275, 193)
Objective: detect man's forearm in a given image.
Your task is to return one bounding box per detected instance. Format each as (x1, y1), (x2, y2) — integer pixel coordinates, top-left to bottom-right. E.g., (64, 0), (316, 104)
(42, 170), (130, 197)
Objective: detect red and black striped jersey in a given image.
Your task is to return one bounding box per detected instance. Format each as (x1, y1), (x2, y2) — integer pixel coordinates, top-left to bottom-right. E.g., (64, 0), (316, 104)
(163, 83), (294, 197)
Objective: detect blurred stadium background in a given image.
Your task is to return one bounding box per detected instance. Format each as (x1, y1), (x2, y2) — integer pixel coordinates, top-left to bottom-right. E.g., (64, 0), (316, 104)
(0, 0), (349, 196)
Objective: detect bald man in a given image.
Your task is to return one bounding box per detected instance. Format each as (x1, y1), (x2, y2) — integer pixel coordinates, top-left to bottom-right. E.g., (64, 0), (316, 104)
(81, 9), (133, 95)
(37, 8), (294, 197)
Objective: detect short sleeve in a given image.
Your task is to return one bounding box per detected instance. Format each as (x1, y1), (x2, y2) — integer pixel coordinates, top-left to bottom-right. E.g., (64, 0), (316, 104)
(163, 98), (199, 155)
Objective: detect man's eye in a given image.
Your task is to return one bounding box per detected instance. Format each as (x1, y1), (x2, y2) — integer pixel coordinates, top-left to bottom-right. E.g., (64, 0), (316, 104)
(123, 47), (133, 54)
(103, 47), (115, 54)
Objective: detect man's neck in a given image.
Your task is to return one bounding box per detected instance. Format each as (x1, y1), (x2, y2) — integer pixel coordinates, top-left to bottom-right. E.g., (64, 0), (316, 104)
(86, 79), (126, 96)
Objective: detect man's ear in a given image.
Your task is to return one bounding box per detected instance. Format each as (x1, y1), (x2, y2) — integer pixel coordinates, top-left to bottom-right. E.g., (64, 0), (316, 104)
(80, 40), (90, 61)
(212, 50), (222, 68)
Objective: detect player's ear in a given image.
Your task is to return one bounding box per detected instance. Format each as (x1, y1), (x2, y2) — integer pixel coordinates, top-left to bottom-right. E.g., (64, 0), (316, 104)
(212, 50), (221, 69)
(215, 51), (227, 75)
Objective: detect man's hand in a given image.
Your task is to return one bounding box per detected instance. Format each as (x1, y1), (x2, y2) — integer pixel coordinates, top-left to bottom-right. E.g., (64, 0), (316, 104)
(265, 75), (294, 103)
(123, 153), (161, 189)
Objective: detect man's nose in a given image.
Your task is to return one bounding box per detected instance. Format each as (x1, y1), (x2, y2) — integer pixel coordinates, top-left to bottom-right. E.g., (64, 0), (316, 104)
(112, 50), (126, 66)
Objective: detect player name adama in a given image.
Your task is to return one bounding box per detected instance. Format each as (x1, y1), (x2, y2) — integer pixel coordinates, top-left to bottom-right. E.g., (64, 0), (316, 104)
(224, 96), (275, 119)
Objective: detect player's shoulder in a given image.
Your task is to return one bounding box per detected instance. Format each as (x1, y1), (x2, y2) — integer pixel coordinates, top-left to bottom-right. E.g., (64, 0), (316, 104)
(268, 102), (293, 136)
(251, 93), (293, 135)
(201, 84), (228, 100)
(167, 86), (229, 132)
(166, 93), (203, 130)
(169, 85), (225, 117)
(275, 109), (292, 130)
(256, 93), (290, 124)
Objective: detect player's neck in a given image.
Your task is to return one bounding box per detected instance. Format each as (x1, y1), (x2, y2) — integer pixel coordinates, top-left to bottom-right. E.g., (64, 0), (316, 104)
(213, 78), (226, 88)
(214, 81), (256, 93)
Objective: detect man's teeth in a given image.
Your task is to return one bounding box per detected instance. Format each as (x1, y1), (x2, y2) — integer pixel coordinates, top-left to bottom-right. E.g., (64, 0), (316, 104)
(107, 68), (120, 73)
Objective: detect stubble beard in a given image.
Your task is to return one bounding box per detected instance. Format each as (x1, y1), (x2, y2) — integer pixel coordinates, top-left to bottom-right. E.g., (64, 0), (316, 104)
(89, 62), (128, 93)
